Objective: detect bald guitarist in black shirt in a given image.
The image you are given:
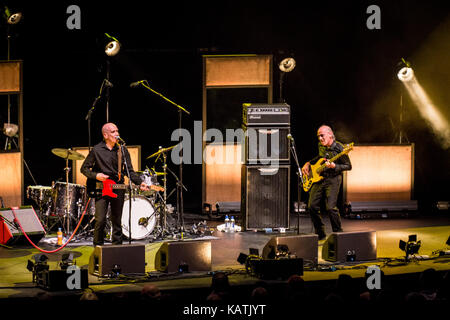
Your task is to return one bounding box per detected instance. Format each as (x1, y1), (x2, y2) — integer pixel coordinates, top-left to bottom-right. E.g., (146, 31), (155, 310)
(81, 123), (151, 246)
(301, 125), (352, 240)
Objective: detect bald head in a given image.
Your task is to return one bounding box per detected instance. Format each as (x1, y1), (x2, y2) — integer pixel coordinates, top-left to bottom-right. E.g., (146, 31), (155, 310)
(102, 123), (119, 147)
(317, 125), (335, 147)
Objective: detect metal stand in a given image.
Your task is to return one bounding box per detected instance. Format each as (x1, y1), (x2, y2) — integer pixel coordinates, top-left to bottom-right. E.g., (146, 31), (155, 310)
(120, 142), (133, 244)
(138, 80), (190, 232)
(392, 93), (410, 144)
(288, 135), (303, 234)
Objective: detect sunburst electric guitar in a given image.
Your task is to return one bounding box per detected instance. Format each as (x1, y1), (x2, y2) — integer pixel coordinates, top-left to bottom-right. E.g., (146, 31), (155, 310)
(102, 179), (164, 198)
(302, 143), (354, 192)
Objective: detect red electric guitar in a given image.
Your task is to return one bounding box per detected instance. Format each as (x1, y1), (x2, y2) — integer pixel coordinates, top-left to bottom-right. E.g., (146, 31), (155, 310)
(101, 179), (164, 198)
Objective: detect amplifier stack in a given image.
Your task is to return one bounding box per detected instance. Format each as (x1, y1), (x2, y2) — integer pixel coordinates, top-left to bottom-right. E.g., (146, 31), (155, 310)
(241, 103), (291, 230)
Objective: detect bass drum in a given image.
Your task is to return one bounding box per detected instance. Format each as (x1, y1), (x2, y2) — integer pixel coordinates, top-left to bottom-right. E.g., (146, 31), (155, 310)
(121, 195), (156, 240)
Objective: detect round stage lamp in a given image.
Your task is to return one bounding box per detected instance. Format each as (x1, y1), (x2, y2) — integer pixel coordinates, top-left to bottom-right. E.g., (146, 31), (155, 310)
(397, 67), (414, 82)
(105, 40), (120, 57)
(3, 123), (18, 137)
(279, 57), (296, 73)
(7, 12), (22, 25)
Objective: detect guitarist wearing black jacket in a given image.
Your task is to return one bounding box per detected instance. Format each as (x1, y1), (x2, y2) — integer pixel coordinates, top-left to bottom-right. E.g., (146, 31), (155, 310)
(301, 125), (352, 240)
(81, 123), (150, 246)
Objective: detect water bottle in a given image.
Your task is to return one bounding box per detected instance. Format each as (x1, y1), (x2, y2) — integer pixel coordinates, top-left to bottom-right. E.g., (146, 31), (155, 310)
(224, 215), (230, 232)
(230, 216), (235, 232)
(57, 228), (63, 246)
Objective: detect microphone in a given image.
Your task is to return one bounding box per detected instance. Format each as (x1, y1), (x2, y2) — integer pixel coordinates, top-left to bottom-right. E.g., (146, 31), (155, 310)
(104, 79), (114, 88)
(287, 133), (294, 141)
(115, 136), (126, 144)
(130, 80), (144, 88)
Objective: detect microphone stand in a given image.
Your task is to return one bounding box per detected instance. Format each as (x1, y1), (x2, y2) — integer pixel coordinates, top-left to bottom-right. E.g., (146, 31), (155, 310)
(120, 141), (133, 244)
(288, 135), (303, 234)
(85, 80), (107, 152)
(139, 80), (190, 233)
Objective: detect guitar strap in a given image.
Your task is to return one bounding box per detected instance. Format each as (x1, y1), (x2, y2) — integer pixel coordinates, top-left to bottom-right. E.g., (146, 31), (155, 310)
(117, 144), (122, 181)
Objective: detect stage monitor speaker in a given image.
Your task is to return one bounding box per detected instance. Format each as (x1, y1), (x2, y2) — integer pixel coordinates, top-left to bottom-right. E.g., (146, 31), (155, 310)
(244, 126), (290, 163)
(262, 234), (318, 265)
(250, 258), (303, 279)
(88, 244), (145, 277)
(0, 206), (45, 245)
(241, 165), (290, 230)
(37, 269), (89, 291)
(155, 240), (212, 273)
(322, 231), (377, 262)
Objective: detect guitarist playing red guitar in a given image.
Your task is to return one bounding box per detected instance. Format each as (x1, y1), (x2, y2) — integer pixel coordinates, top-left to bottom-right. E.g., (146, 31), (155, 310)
(81, 123), (159, 246)
(301, 125), (352, 241)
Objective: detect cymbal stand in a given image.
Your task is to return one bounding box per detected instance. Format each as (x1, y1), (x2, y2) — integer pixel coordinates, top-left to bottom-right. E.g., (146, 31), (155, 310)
(64, 155), (71, 235)
(160, 148), (169, 236)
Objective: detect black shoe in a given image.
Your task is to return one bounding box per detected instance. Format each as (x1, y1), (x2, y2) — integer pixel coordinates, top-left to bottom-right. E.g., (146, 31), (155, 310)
(318, 234), (327, 241)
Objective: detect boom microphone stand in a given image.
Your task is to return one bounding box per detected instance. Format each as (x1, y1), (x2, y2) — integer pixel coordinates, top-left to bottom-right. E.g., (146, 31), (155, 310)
(131, 80), (190, 232)
(85, 79), (112, 151)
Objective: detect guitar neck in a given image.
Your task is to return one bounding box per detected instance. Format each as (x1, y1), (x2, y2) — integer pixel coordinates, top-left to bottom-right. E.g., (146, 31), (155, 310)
(317, 149), (349, 172)
(111, 184), (129, 190)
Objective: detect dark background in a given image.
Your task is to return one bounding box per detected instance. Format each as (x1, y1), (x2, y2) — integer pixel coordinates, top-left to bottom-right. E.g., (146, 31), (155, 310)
(1, 0), (449, 212)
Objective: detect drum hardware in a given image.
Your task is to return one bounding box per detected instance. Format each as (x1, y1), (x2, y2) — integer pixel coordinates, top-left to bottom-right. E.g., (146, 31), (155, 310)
(147, 146), (173, 237)
(51, 148), (86, 235)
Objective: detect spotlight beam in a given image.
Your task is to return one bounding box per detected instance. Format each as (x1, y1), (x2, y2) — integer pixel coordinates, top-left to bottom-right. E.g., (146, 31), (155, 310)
(398, 66), (450, 149)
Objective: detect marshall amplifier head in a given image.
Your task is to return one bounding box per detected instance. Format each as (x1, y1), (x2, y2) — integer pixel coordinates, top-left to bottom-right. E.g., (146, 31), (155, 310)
(243, 103), (291, 126)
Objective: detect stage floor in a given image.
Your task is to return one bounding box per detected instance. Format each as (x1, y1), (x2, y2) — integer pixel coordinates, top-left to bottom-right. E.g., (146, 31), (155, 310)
(1, 212), (449, 302)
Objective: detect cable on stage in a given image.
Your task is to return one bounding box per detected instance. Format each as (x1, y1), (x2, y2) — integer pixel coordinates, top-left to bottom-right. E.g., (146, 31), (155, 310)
(11, 198), (91, 254)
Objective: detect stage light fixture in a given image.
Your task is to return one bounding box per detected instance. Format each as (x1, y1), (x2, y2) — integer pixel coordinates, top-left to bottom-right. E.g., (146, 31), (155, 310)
(279, 57), (296, 73)
(3, 7), (22, 25)
(399, 234), (421, 261)
(104, 33), (121, 56)
(3, 123), (18, 137)
(7, 12), (22, 25)
(397, 67), (414, 82)
(59, 252), (74, 270)
(396, 58), (450, 148)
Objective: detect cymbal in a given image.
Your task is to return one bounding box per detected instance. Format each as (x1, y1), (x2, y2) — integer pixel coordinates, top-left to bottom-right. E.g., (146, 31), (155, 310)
(146, 145), (178, 159)
(52, 148), (85, 161)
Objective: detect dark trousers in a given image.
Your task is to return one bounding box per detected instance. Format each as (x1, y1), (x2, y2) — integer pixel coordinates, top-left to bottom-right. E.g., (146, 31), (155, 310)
(94, 190), (125, 245)
(307, 175), (343, 237)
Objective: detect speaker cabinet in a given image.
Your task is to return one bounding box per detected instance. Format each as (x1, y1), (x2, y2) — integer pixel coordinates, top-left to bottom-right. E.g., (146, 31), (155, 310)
(244, 126), (290, 163)
(241, 165), (290, 230)
(0, 206), (45, 245)
(37, 269), (89, 291)
(88, 244), (145, 277)
(322, 231), (377, 262)
(262, 234), (318, 265)
(155, 240), (212, 273)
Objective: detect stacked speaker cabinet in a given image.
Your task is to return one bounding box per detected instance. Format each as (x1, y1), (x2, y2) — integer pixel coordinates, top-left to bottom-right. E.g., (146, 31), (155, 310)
(241, 103), (291, 230)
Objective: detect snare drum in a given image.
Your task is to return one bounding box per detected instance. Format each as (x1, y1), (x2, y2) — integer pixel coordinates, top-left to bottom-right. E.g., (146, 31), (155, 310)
(121, 195), (156, 240)
(53, 182), (86, 216)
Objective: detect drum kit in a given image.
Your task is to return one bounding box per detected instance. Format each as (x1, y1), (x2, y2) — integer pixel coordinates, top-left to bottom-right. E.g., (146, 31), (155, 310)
(26, 145), (179, 242)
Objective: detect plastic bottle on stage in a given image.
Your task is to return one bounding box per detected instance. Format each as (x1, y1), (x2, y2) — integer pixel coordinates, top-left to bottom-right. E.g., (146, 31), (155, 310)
(57, 228), (63, 246)
(230, 216), (235, 232)
(224, 215), (230, 232)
